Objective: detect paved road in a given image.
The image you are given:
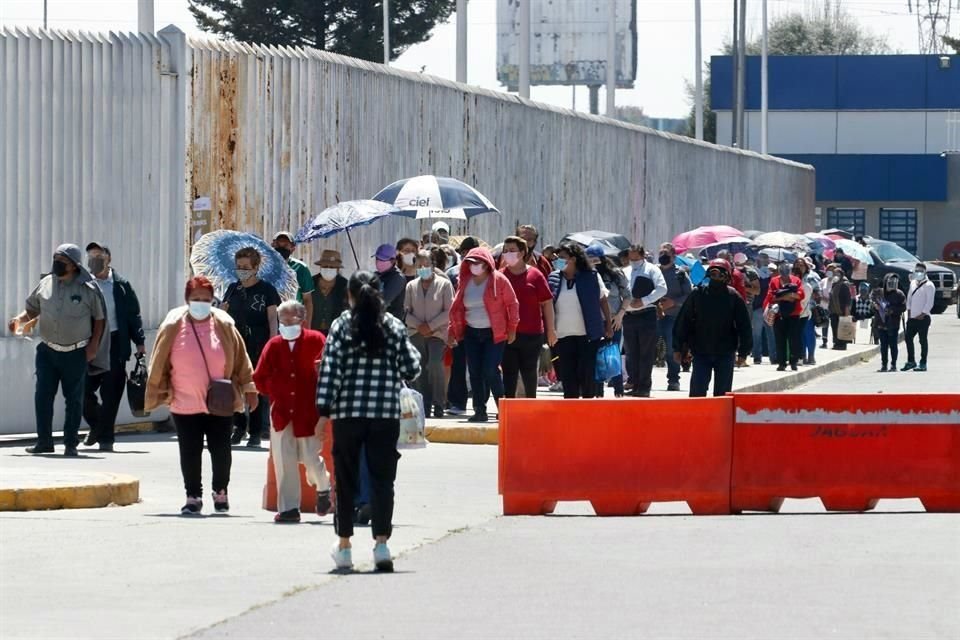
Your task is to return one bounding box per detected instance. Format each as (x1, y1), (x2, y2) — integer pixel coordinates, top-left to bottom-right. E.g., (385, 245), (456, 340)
(1, 315), (957, 639)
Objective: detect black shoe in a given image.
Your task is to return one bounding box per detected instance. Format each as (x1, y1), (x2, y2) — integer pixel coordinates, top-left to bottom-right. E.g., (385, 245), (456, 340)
(212, 490), (230, 513)
(878, 365), (888, 372)
(83, 431), (98, 447)
(354, 504), (371, 526)
(790, 363), (798, 372)
(914, 364), (927, 372)
(230, 427), (244, 445)
(776, 365), (787, 372)
(25, 445), (54, 454)
(629, 390), (650, 398)
(667, 383), (681, 392)
(274, 508), (301, 523)
(316, 490), (333, 516)
(99, 443), (114, 452)
(63, 447), (79, 457)
(246, 437), (262, 448)
(433, 405), (445, 419)
(467, 412), (489, 423)
(181, 497), (203, 515)
(901, 362), (916, 372)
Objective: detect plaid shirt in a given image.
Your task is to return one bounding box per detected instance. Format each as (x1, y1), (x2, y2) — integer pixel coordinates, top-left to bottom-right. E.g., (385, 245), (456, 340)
(853, 296), (873, 320)
(316, 311), (421, 420)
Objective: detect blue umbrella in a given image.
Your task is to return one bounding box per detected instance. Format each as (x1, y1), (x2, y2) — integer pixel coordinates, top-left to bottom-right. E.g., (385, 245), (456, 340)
(190, 230), (299, 300)
(372, 175), (498, 220)
(294, 200), (398, 267)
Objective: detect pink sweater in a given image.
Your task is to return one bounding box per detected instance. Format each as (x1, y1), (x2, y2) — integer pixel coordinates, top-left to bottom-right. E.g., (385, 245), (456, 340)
(169, 317), (227, 415)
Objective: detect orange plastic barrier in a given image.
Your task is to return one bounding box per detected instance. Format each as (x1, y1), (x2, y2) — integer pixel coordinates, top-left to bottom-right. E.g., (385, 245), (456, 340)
(262, 421), (335, 512)
(731, 394), (960, 513)
(498, 398), (734, 516)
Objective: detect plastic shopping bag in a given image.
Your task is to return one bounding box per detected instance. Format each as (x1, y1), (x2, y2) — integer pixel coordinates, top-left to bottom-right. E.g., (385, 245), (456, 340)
(398, 384), (427, 448)
(595, 341), (623, 382)
(837, 315), (857, 342)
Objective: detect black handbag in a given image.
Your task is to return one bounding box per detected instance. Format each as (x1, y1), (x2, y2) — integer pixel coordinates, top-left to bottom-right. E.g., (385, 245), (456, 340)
(189, 319), (236, 417)
(126, 354), (150, 417)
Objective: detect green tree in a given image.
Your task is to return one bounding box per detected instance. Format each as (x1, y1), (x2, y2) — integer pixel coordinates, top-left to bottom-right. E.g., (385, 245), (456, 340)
(189, 0), (455, 62)
(684, 2), (890, 142)
(944, 35), (960, 53)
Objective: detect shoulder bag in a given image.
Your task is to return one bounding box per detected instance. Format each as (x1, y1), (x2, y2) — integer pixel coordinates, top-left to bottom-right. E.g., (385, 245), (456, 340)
(188, 318), (235, 417)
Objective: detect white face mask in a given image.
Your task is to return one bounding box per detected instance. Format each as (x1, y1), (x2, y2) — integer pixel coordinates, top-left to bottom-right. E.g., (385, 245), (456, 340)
(470, 263), (485, 276)
(279, 323), (302, 341)
(319, 268), (338, 281)
(188, 301), (212, 320)
(502, 251), (522, 267)
(913, 270), (926, 281)
(401, 253), (416, 266)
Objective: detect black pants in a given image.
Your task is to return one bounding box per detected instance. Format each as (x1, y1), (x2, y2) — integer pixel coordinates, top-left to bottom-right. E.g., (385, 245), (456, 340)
(173, 412), (233, 498)
(774, 315), (802, 366)
(905, 316), (930, 365)
(333, 418), (401, 539)
(553, 335), (599, 399)
(623, 310), (658, 394)
(35, 343), (87, 450)
(689, 353), (736, 397)
(234, 395), (268, 438)
(878, 326), (899, 367)
(83, 335), (127, 445)
(830, 313), (849, 350)
(447, 343), (468, 410)
(502, 333), (543, 399)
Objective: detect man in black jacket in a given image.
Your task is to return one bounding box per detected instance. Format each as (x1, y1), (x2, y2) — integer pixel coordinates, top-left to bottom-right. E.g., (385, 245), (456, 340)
(82, 243), (146, 451)
(673, 259), (752, 398)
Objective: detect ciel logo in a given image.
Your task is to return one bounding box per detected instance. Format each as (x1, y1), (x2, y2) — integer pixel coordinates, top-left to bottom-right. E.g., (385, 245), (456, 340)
(408, 198), (432, 206)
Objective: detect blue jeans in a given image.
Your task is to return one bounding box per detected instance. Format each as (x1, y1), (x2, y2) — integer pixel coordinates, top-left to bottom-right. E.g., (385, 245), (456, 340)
(801, 317), (817, 360)
(463, 327), (506, 414)
(447, 343), (467, 410)
(751, 307), (777, 362)
(35, 343), (87, 449)
(689, 353), (736, 398)
(656, 315), (680, 385)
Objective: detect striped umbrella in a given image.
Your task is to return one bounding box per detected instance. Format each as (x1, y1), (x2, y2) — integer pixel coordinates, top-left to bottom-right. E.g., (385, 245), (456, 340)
(372, 175), (498, 220)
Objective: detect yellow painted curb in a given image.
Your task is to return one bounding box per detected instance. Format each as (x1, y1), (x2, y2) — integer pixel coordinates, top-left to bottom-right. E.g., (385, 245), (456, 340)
(425, 424), (499, 445)
(115, 421), (157, 434)
(0, 473), (140, 511)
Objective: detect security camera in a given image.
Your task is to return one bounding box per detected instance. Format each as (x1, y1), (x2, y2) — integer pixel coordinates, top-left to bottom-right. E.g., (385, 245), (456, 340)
(940, 56), (951, 69)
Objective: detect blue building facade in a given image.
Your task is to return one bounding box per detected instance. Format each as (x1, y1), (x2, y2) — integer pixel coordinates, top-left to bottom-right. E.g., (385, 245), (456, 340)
(711, 54), (960, 260)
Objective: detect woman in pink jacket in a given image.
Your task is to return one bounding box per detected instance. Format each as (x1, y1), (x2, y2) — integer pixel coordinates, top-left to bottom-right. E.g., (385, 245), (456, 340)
(448, 247), (519, 423)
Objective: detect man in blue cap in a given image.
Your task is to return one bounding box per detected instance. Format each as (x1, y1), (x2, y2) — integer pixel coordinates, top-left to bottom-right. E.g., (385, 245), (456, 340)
(374, 243), (406, 320)
(8, 244), (107, 456)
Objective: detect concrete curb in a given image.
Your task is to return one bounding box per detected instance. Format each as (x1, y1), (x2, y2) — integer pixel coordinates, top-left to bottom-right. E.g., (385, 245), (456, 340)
(0, 473), (140, 511)
(425, 343), (885, 446)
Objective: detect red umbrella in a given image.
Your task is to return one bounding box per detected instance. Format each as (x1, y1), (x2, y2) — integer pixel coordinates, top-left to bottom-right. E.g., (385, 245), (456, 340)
(672, 225), (744, 253)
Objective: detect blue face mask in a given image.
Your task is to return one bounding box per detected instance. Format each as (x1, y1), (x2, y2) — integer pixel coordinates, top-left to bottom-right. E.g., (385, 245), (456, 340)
(417, 267), (433, 280)
(553, 258), (567, 271)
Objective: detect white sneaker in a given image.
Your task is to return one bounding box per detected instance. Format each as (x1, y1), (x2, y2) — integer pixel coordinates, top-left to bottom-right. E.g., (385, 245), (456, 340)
(373, 542), (394, 572)
(330, 544), (353, 570)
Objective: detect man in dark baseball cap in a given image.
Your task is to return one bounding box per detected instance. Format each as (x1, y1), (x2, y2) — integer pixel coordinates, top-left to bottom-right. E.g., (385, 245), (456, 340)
(272, 232), (315, 326)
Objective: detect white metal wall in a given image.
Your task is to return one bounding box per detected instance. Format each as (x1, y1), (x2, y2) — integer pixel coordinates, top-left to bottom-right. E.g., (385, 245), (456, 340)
(0, 27), (186, 434)
(187, 40), (814, 274)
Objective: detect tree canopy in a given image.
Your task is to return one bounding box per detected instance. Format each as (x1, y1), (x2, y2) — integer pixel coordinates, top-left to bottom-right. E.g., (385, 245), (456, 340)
(188, 0), (455, 62)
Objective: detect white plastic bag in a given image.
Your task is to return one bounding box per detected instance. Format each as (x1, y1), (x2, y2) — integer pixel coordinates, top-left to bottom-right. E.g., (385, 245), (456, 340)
(398, 385), (427, 448)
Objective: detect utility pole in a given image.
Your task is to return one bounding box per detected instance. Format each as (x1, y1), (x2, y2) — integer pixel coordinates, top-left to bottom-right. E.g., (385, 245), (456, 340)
(519, 0), (531, 99)
(606, 0), (617, 117)
(456, 0), (468, 83)
(43, 0), (48, 29)
(694, 0), (704, 140)
(137, 0), (154, 34)
(736, 0), (747, 148)
(761, 0), (768, 154)
(383, 0), (390, 64)
(731, 0), (739, 146)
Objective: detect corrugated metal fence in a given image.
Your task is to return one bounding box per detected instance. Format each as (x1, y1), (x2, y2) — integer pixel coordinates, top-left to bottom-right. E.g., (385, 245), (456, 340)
(0, 26), (813, 434)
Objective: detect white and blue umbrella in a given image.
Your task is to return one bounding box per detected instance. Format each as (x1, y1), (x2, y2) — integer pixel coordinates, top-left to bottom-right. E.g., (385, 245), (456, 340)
(190, 230), (299, 301)
(294, 200), (398, 267)
(372, 175), (498, 220)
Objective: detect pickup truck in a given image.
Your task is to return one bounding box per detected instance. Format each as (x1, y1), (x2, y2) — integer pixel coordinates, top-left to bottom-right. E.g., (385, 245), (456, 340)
(865, 239), (955, 314)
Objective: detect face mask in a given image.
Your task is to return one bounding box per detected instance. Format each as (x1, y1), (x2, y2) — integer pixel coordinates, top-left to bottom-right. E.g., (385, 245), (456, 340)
(279, 323), (302, 341)
(417, 267), (434, 280)
(319, 268), (338, 281)
(658, 254), (672, 266)
(553, 258), (568, 272)
(913, 270), (925, 281)
(87, 257), (107, 274)
(401, 253), (416, 266)
(757, 266), (770, 278)
(236, 268), (256, 282)
(630, 260), (644, 269)
(502, 252), (522, 267)
(470, 263), (486, 276)
(833, 274), (841, 282)
(778, 265), (791, 279)
(885, 280), (898, 292)
(275, 246), (292, 260)
(375, 259), (393, 273)
(188, 301), (212, 320)
(52, 261), (69, 277)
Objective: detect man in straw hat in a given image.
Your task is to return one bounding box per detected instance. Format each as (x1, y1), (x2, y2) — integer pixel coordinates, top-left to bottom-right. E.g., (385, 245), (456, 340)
(311, 249), (349, 335)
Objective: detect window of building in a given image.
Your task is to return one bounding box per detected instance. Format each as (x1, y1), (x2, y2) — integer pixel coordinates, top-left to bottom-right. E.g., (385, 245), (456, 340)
(825, 208), (865, 236)
(879, 208), (918, 255)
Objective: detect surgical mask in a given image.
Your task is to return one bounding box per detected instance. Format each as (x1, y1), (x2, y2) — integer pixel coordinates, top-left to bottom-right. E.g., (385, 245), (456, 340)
(236, 268), (256, 282)
(51, 261), (69, 277)
(553, 258), (568, 272)
(319, 268), (338, 281)
(470, 263), (486, 277)
(502, 251), (522, 267)
(417, 267), (434, 280)
(375, 259), (393, 273)
(279, 323), (302, 341)
(658, 254), (672, 266)
(275, 246), (292, 260)
(833, 273), (841, 282)
(913, 270), (926, 281)
(401, 253), (416, 266)
(188, 301), (212, 320)
(87, 256), (107, 274)
(630, 260), (644, 269)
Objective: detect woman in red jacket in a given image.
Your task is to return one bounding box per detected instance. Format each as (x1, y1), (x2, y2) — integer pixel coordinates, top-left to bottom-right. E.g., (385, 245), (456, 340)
(763, 262), (806, 372)
(252, 300), (332, 523)
(448, 247), (520, 423)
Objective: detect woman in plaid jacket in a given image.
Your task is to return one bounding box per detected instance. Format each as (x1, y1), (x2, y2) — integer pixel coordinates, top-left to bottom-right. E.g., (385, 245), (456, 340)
(317, 271), (421, 573)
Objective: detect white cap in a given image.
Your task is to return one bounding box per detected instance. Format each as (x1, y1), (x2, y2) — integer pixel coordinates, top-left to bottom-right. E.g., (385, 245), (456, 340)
(431, 221), (450, 233)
